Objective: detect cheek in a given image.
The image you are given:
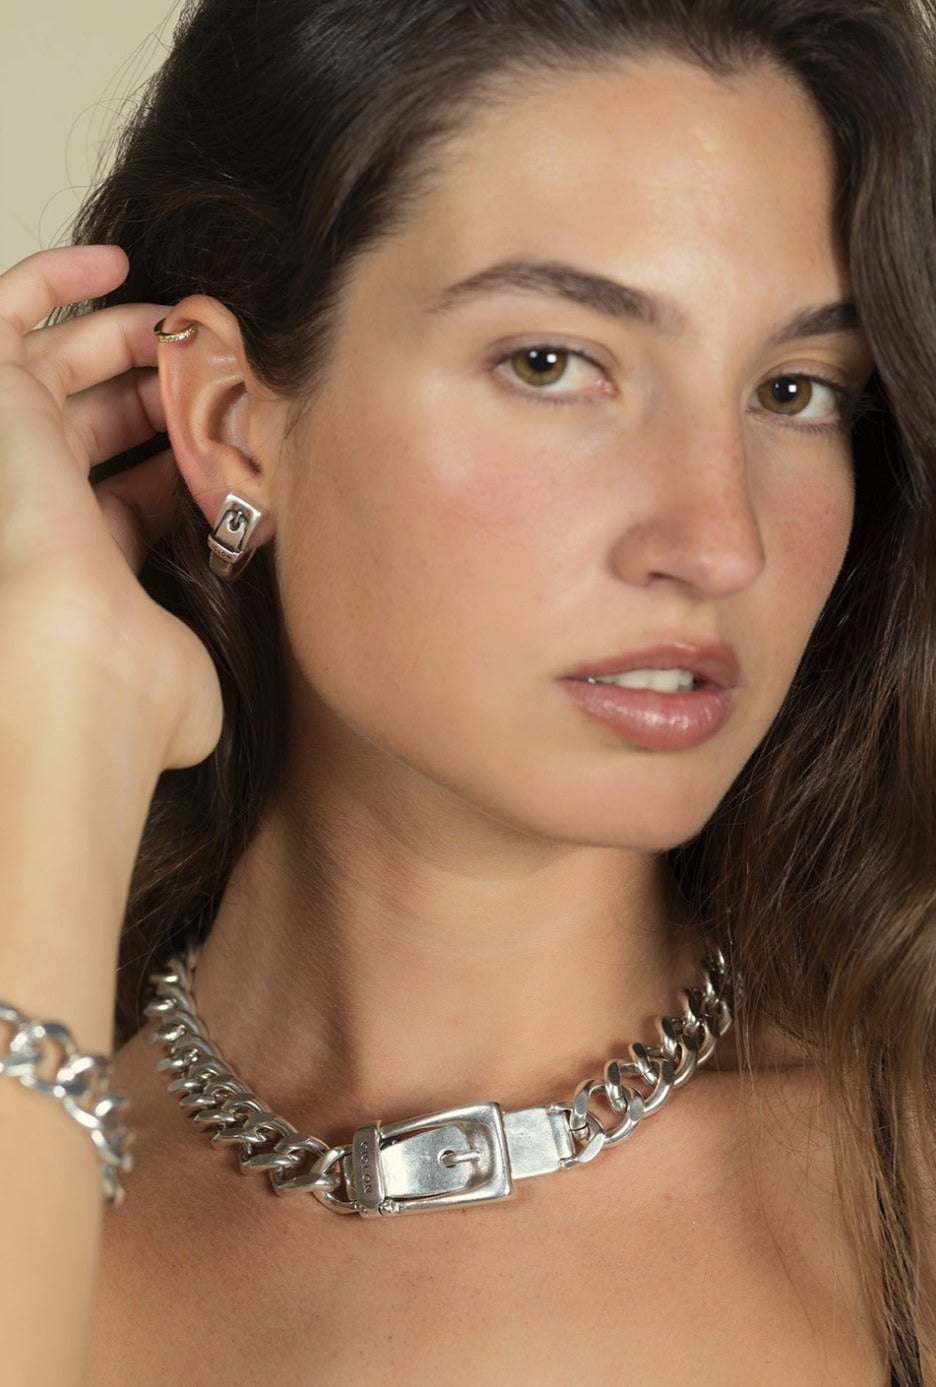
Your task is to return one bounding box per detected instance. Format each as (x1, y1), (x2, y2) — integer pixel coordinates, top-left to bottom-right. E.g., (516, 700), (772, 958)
(272, 395), (581, 711)
(762, 459), (855, 659)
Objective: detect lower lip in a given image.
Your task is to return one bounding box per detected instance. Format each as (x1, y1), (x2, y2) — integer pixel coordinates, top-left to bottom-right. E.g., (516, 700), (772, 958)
(559, 678), (735, 751)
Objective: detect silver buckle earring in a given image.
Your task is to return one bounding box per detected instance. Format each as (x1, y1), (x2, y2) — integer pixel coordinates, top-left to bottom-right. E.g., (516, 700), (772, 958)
(207, 493), (264, 579)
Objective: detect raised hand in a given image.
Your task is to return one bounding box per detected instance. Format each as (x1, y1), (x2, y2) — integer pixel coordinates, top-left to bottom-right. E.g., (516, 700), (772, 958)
(0, 245), (223, 770)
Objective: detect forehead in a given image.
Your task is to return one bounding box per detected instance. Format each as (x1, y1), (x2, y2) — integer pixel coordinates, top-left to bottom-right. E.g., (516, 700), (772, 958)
(358, 55), (845, 330)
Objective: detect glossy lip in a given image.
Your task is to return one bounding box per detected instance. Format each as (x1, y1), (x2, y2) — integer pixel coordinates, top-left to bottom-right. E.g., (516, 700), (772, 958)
(561, 640), (741, 689)
(558, 641), (741, 752)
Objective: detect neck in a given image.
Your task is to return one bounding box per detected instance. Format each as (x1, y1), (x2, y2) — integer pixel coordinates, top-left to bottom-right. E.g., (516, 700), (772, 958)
(191, 716), (696, 1147)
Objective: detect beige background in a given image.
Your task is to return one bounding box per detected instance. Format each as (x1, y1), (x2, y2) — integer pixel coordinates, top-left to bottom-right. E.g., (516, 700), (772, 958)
(1, 1), (182, 268)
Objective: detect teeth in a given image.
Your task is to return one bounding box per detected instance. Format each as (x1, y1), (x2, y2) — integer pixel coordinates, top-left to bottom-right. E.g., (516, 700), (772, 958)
(586, 669), (697, 693)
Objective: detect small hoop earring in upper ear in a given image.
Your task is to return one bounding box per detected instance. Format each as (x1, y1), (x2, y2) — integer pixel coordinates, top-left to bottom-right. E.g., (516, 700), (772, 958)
(207, 493), (264, 580)
(154, 318), (198, 344)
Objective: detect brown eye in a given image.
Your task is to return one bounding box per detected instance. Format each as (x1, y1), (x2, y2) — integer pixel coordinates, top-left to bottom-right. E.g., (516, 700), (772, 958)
(757, 375), (814, 415)
(509, 347), (570, 387)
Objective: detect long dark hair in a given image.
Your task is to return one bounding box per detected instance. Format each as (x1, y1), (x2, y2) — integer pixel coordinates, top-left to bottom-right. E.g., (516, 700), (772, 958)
(73, 1), (936, 1376)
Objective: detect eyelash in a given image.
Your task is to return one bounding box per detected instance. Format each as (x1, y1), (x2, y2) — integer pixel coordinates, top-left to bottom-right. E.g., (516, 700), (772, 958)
(492, 344), (608, 407)
(751, 373), (858, 436)
(492, 344), (866, 433)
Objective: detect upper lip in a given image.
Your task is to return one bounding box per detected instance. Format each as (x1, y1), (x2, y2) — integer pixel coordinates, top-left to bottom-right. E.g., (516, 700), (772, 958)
(562, 640), (740, 689)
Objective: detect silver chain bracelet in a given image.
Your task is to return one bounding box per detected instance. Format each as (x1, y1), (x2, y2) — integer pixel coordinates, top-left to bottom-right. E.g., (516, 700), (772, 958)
(0, 1002), (134, 1205)
(147, 942), (732, 1216)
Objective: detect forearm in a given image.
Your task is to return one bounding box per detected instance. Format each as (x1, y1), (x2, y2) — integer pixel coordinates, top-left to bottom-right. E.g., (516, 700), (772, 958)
(1, 681), (163, 1036)
(0, 688), (162, 1387)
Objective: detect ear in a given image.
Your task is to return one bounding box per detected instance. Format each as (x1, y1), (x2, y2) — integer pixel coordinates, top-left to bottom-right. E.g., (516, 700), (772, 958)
(155, 294), (286, 548)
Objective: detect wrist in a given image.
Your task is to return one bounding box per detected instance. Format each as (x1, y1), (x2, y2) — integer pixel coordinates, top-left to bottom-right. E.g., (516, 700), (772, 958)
(0, 685), (164, 1054)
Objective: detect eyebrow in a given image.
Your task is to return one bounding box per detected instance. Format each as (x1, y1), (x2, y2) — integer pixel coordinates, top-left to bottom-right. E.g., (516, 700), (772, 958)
(433, 258), (862, 346)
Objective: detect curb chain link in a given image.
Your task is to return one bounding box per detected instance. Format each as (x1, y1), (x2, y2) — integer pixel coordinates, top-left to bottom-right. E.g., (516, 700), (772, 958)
(0, 1003), (135, 1204)
(561, 952), (733, 1166)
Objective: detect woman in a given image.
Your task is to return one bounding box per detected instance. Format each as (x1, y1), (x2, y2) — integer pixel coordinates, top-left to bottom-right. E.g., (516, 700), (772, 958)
(1, 0), (934, 1382)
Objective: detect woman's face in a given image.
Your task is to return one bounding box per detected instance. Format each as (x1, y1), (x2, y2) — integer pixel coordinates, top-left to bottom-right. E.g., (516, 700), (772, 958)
(267, 55), (871, 851)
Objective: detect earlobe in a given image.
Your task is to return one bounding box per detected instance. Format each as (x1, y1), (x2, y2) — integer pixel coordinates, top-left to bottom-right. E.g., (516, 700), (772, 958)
(154, 294), (276, 551)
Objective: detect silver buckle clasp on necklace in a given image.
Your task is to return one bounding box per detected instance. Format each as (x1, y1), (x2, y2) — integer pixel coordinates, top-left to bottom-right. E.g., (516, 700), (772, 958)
(346, 1103), (512, 1215)
(306, 1100), (588, 1216)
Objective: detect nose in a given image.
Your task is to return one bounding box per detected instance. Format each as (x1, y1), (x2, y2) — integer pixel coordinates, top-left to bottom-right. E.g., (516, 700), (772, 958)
(607, 416), (766, 598)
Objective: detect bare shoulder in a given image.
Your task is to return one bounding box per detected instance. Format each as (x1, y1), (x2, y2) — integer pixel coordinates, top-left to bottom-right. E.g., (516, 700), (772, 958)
(594, 1062), (882, 1382)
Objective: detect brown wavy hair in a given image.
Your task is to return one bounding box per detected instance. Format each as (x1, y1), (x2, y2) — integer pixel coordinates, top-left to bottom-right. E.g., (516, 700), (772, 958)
(73, 0), (936, 1377)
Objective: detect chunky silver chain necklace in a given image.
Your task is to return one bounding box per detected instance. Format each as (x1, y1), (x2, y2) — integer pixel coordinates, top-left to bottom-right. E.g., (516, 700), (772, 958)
(146, 942), (731, 1217)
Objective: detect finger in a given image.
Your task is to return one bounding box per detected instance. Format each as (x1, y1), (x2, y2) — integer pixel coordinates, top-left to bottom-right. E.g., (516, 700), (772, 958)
(64, 368), (166, 470)
(25, 302), (169, 407)
(0, 366), (108, 550)
(0, 246), (129, 338)
(95, 448), (182, 572)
